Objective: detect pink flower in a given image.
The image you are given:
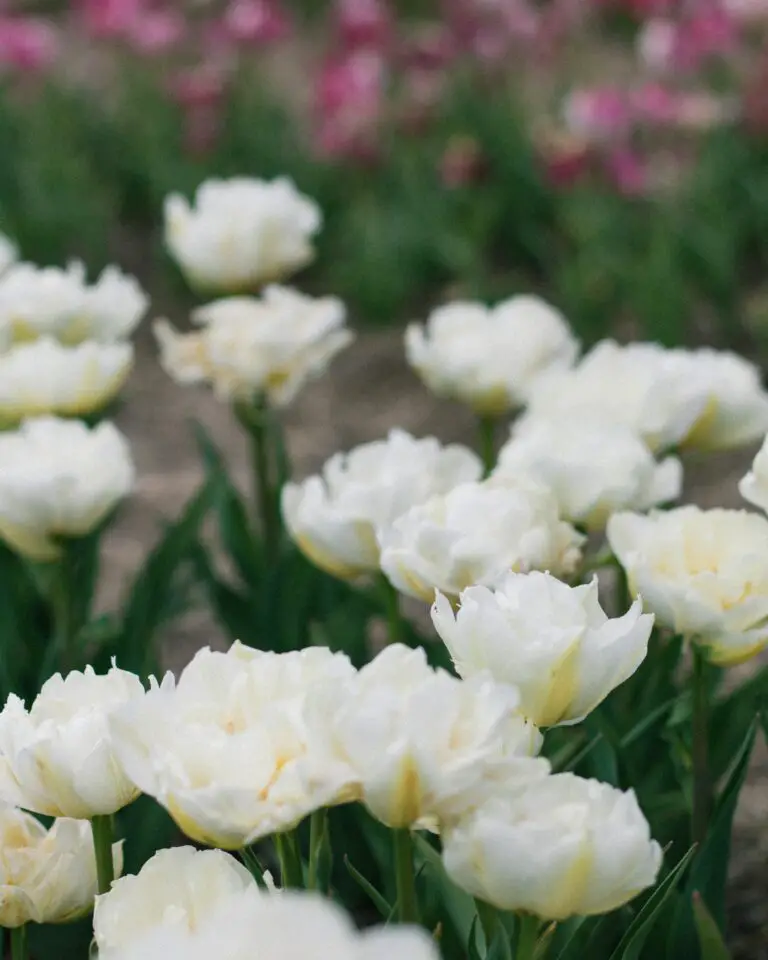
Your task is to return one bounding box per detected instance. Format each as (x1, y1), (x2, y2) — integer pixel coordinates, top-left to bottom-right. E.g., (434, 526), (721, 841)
(315, 50), (385, 161)
(637, 18), (677, 71)
(168, 66), (227, 109)
(0, 17), (58, 71)
(126, 8), (185, 54)
(563, 87), (632, 142)
(334, 0), (392, 51)
(675, 9), (737, 69)
(443, 0), (539, 62)
(630, 82), (680, 123)
(77, 0), (143, 39)
(724, 0), (768, 23)
(223, 0), (291, 45)
(537, 133), (592, 188)
(605, 148), (648, 196)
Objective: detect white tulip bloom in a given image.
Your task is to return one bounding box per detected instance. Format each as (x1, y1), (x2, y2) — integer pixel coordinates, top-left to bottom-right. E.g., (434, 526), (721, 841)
(666, 347), (768, 450)
(608, 506), (768, 665)
(0, 261), (147, 345)
(155, 286), (352, 406)
(0, 807), (122, 927)
(95, 847), (438, 960)
(379, 477), (584, 602)
(164, 177), (321, 293)
(443, 773), (662, 919)
(109, 644), (360, 849)
(0, 417), (134, 561)
(0, 232), (17, 275)
(0, 337), (133, 426)
(524, 340), (709, 452)
(0, 666), (146, 818)
(495, 419), (682, 530)
(316, 644), (548, 830)
(739, 433), (768, 513)
(432, 572), (653, 727)
(282, 430), (482, 579)
(405, 295), (578, 415)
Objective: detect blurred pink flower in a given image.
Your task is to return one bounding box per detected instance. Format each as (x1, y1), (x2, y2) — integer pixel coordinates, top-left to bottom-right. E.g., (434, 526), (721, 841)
(444, 0), (539, 62)
(223, 0), (291, 45)
(563, 87), (632, 142)
(675, 9), (737, 69)
(0, 17), (58, 71)
(630, 82), (680, 123)
(538, 133), (592, 188)
(168, 65), (227, 108)
(334, 0), (392, 51)
(126, 8), (185, 55)
(77, 0), (143, 38)
(605, 148), (648, 196)
(440, 136), (485, 187)
(674, 91), (737, 129)
(400, 23), (457, 71)
(724, 0), (768, 23)
(637, 18), (677, 71)
(315, 49), (385, 161)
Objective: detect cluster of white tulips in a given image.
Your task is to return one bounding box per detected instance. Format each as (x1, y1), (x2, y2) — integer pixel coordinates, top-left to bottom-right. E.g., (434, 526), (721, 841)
(0, 174), (765, 960)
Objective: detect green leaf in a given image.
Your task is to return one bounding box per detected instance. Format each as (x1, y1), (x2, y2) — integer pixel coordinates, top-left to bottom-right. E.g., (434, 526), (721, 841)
(692, 892), (731, 960)
(344, 855), (393, 919)
(240, 846), (270, 887)
(414, 834), (478, 947)
(118, 477), (216, 676)
(709, 665), (768, 781)
(667, 720), (757, 956)
(487, 924), (513, 960)
(608, 844), (697, 960)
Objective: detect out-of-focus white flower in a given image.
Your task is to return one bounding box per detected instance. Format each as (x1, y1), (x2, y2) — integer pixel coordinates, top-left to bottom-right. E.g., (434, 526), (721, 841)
(379, 477), (584, 602)
(432, 572), (653, 727)
(109, 643), (360, 849)
(405, 295), (578, 415)
(0, 807), (122, 927)
(526, 341), (768, 453)
(666, 347), (768, 450)
(282, 430), (482, 579)
(0, 262), (147, 345)
(0, 417), (134, 561)
(0, 232), (18, 276)
(442, 773), (662, 919)
(0, 666), (146, 818)
(316, 644), (548, 830)
(154, 286), (352, 406)
(608, 506), (768, 665)
(495, 419), (682, 530)
(95, 847), (438, 960)
(0, 337), (133, 426)
(164, 177), (321, 293)
(739, 433), (768, 513)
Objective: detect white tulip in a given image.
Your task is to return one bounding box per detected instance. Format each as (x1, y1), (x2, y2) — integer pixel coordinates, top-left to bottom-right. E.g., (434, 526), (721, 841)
(155, 286), (352, 406)
(0, 337), (133, 426)
(0, 417), (134, 560)
(666, 347), (768, 450)
(442, 773), (662, 919)
(495, 419), (682, 530)
(316, 644), (548, 830)
(739, 432), (768, 513)
(405, 295), (578, 415)
(282, 430), (482, 579)
(0, 666), (146, 818)
(164, 177), (321, 293)
(379, 477), (584, 602)
(432, 572), (653, 727)
(608, 506), (768, 665)
(0, 261), (147, 345)
(109, 643), (360, 849)
(0, 807), (122, 926)
(0, 231), (18, 275)
(524, 340), (709, 452)
(95, 847), (438, 960)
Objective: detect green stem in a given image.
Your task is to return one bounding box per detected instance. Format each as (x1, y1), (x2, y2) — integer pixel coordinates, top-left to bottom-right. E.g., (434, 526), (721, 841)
(235, 397), (280, 558)
(275, 831), (304, 889)
(379, 574), (405, 645)
(91, 814), (114, 895)
(394, 829), (419, 924)
(691, 644), (712, 845)
(514, 913), (540, 960)
(477, 416), (497, 477)
(307, 808), (326, 892)
(613, 558), (632, 616)
(10, 926), (27, 960)
(474, 898), (500, 951)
